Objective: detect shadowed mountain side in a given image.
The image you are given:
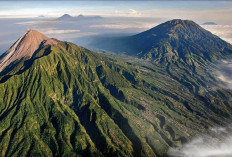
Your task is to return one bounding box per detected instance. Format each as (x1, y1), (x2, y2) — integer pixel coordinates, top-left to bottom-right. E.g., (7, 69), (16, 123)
(89, 19), (232, 64)
(0, 24), (232, 157)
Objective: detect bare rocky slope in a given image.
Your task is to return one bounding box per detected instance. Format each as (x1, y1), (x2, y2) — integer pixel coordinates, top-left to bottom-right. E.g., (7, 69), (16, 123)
(0, 29), (58, 72)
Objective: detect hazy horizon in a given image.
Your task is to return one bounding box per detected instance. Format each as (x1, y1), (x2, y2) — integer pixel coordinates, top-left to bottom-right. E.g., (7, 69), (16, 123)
(0, 1), (232, 54)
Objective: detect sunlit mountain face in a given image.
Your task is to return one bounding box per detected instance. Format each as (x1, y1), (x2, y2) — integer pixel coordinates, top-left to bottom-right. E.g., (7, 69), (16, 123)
(0, 1), (232, 157)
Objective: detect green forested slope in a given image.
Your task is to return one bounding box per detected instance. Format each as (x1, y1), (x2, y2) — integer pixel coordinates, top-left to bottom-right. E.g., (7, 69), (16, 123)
(0, 30), (232, 156)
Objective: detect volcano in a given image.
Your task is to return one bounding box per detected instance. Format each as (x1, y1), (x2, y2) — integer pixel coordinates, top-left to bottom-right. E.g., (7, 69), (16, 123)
(0, 29), (58, 72)
(0, 22), (232, 157)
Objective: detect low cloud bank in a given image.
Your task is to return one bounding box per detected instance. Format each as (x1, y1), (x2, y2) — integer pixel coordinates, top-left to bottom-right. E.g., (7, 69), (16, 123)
(43, 29), (80, 35)
(202, 25), (232, 44)
(168, 126), (232, 157)
(216, 60), (232, 89)
(169, 60), (232, 156)
(90, 23), (155, 30)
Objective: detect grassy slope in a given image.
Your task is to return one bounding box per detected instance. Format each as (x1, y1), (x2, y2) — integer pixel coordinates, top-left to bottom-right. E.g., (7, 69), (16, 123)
(0, 41), (232, 157)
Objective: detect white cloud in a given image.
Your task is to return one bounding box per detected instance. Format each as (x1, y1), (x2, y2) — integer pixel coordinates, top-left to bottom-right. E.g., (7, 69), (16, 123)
(45, 31), (98, 41)
(16, 21), (59, 25)
(113, 9), (142, 17)
(129, 9), (142, 16)
(90, 22), (156, 30)
(90, 23), (148, 29)
(168, 125), (232, 157)
(42, 29), (80, 35)
(202, 25), (232, 44)
(215, 60), (232, 89)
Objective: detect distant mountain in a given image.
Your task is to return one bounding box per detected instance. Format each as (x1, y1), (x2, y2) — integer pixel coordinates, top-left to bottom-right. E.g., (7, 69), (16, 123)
(38, 15), (45, 18)
(202, 22), (217, 25)
(57, 14), (103, 21)
(0, 29), (58, 72)
(76, 14), (103, 20)
(57, 14), (74, 21)
(90, 19), (232, 64)
(1, 26), (232, 156)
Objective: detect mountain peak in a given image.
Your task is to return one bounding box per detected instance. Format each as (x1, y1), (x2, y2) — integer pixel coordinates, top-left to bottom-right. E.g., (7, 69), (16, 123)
(77, 14), (84, 17)
(0, 30), (58, 72)
(57, 14), (73, 20)
(130, 19), (230, 61)
(157, 19), (199, 32)
(93, 19), (231, 63)
(25, 29), (48, 40)
(27, 29), (39, 33)
(167, 19), (195, 25)
(133, 19), (200, 40)
(61, 14), (72, 18)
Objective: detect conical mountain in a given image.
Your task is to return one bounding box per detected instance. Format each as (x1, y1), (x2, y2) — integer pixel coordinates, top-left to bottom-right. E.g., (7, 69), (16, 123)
(90, 19), (232, 63)
(0, 29), (232, 157)
(130, 19), (232, 62)
(0, 29), (58, 72)
(57, 14), (74, 20)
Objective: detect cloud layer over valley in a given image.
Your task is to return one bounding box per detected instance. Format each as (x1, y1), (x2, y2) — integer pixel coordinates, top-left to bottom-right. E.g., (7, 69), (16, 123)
(168, 125), (232, 157)
(202, 25), (232, 44)
(215, 60), (232, 89)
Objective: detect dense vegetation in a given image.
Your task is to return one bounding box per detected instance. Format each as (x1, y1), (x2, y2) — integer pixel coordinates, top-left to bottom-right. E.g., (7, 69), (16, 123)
(0, 19), (232, 157)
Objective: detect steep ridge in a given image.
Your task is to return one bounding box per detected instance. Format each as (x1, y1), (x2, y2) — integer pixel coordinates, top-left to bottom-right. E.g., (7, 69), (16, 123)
(0, 28), (232, 157)
(89, 19), (232, 63)
(130, 19), (232, 62)
(0, 29), (58, 72)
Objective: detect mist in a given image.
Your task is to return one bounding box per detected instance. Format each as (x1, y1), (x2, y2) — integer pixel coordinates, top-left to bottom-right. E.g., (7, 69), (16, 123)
(168, 60), (232, 157)
(168, 125), (232, 157)
(1, 14), (232, 55)
(0, 16), (163, 54)
(202, 25), (232, 44)
(216, 60), (232, 89)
